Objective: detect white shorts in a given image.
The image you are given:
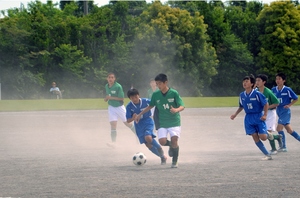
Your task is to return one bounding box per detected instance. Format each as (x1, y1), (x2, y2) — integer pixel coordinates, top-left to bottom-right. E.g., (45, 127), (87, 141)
(108, 105), (127, 122)
(157, 126), (181, 139)
(266, 109), (277, 131)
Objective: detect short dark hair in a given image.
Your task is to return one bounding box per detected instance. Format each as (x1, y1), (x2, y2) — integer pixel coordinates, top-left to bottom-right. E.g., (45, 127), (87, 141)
(155, 73), (168, 82)
(107, 72), (115, 77)
(276, 72), (286, 81)
(127, 88), (139, 98)
(256, 74), (268, 82)
(243, 74), (255, 88)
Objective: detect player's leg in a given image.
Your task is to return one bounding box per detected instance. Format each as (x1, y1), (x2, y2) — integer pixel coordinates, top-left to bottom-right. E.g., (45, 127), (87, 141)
(253, 133), (272, 160)
(285, 124), (300, 141)
(277, 124), (286, 151)
(157, 128), (172, 155)
(145, 135), (161, 157)
(168, 127), (181, 168)
(107, 106), (118, 146)
(266, 110), (278, 154)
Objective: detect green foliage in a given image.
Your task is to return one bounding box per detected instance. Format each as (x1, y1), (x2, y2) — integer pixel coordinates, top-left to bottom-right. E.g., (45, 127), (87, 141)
(1, 0), (300, 99)
(257, 1), (300, 91)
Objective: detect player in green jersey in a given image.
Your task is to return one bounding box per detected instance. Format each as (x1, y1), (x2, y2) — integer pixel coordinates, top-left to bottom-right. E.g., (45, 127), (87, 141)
(135, 73), (185, 168)
(256, 74), (282, 154)
(104, 72), (136, 147)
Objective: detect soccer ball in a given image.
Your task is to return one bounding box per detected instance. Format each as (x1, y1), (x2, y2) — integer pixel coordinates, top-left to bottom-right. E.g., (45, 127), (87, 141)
(132, 152), (147, 166)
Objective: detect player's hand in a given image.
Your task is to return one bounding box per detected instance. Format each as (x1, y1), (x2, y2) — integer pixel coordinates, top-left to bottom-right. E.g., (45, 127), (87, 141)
(230, 114), (236, 120)
(104, 95), (111, 102)
(132, 113), (138, 120)
(284, 104), (290, 109)
(135, 114), (141, 123)
(170, 106), (177, 114)
(260, 115), (267, 121)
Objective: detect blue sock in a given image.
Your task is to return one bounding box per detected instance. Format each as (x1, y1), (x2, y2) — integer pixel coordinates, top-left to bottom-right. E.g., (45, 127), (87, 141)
(255, 141), (269, 156)
(291, 131), (300, 141)
(278, 131), (286, 148)
(151, 139), (161, 149)
(149, 146), (160, 157)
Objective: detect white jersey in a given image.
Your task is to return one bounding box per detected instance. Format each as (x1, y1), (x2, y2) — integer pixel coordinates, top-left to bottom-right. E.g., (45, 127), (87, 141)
(50, 87), (60, 92)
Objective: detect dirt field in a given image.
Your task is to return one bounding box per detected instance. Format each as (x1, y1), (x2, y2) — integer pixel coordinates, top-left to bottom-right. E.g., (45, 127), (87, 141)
(1, 107), (300, 198)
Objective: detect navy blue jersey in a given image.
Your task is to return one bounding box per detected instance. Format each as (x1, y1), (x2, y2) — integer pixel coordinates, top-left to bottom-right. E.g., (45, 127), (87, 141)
(239, 89), (267, 114)
(271, 86), (298, 108)
(126, 98), (155, 143)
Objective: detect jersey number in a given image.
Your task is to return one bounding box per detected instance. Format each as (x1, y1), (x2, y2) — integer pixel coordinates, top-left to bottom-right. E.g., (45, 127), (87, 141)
(162, 103), (170, 109)
(247, 103), (253, 109)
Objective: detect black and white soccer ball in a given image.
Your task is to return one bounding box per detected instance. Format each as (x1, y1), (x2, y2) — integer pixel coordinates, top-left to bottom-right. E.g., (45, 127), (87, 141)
(132, 152), (147, 166)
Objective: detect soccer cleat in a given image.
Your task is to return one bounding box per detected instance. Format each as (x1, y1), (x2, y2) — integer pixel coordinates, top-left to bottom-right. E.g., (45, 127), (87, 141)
(171, 162), (178, 168)
(278, 147), (288, 152)
(161, 155), (167, 165)
(168, 146), (173, 157)
(267, 132), (274, 140)
(262, 155), (273, 160)
(270, 150), (277, 155)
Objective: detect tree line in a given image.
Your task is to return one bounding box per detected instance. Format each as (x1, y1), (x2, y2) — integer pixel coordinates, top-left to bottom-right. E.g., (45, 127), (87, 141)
(0, 0), (300, 99)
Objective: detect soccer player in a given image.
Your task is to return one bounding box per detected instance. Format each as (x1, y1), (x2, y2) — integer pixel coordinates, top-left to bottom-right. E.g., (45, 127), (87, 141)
(104, 72), (136, 147)
(230, 74), (272, 160)
(135, 73), (185, 168)
(255, 74), (282, 154)
(126, 88), (167, 165)
(272, 72), (300, 152)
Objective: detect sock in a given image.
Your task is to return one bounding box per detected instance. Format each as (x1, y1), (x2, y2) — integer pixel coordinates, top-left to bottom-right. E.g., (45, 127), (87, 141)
(291, 131), (300, 141)
(163, 140), (171, 146)
(151, 139), (164, 157)
(278, 131), (286, 148)
(111, 129), (117, 142)
(268, 139), (276, 151)
(172, 147), (179, 163)
(273, 134), (279, 140)
(255, 141), (269, 156)
(149, 146), (160, 157)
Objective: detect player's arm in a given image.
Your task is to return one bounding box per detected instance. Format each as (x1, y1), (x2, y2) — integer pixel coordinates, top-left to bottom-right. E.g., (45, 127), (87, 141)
(230, 107), (243, 120)
(261, 102), (269, 121)
(170, 105), (184, 114)
(285, 98), (298, 109)
(135, 106), (153, 123)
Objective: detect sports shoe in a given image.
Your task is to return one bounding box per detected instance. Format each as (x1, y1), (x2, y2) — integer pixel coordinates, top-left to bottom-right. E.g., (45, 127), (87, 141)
(267, 132), (274, 140)
(262, 155), (272, 160)
(161, 155), (167, 165)
(168, 146), (173, 157)
(171, 162), (178, 168)
(278, 147), (288, 152)
(270, 150), (278, 155)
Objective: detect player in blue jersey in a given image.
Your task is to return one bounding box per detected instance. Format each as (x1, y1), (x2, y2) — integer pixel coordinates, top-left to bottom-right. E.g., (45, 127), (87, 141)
(126, 88), (167, 165)
(231, 74), (272, 160)
(272, 72), (300, 152)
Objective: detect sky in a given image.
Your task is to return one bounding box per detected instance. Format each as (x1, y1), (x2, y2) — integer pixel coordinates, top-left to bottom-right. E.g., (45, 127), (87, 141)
(1, 0), (275, 12)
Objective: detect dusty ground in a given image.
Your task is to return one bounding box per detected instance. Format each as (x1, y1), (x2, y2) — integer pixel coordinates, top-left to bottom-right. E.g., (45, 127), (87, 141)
(1, 107), (300, 198)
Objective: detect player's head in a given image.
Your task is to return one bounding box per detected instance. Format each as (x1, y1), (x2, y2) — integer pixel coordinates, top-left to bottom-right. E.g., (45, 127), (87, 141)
(127, 88), (140, 104)
(107, 72), (116, 84)
(149, 78), (156, 88)
(155, 73), (168, 91)
(243, 74), (255, 89)
(275, 72), (286, 86)
(255, 74), (267, 88)
(52, 82), (57, 87)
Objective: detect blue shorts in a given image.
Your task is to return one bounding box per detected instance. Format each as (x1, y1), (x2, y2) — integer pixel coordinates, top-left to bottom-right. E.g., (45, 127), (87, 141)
(135, 120), (156, 144)
(277, 107), (291, 126)
(244, 114), (267, 135)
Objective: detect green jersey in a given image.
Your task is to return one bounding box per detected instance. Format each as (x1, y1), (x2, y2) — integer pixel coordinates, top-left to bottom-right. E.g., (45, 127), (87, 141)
(105, 82), (124, 107)
(262, 87), (279, 110)
(150, 88), (184, 128)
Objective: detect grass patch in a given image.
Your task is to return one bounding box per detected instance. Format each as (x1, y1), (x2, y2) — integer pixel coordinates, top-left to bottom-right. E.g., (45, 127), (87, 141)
(0, 97), (240, 112)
